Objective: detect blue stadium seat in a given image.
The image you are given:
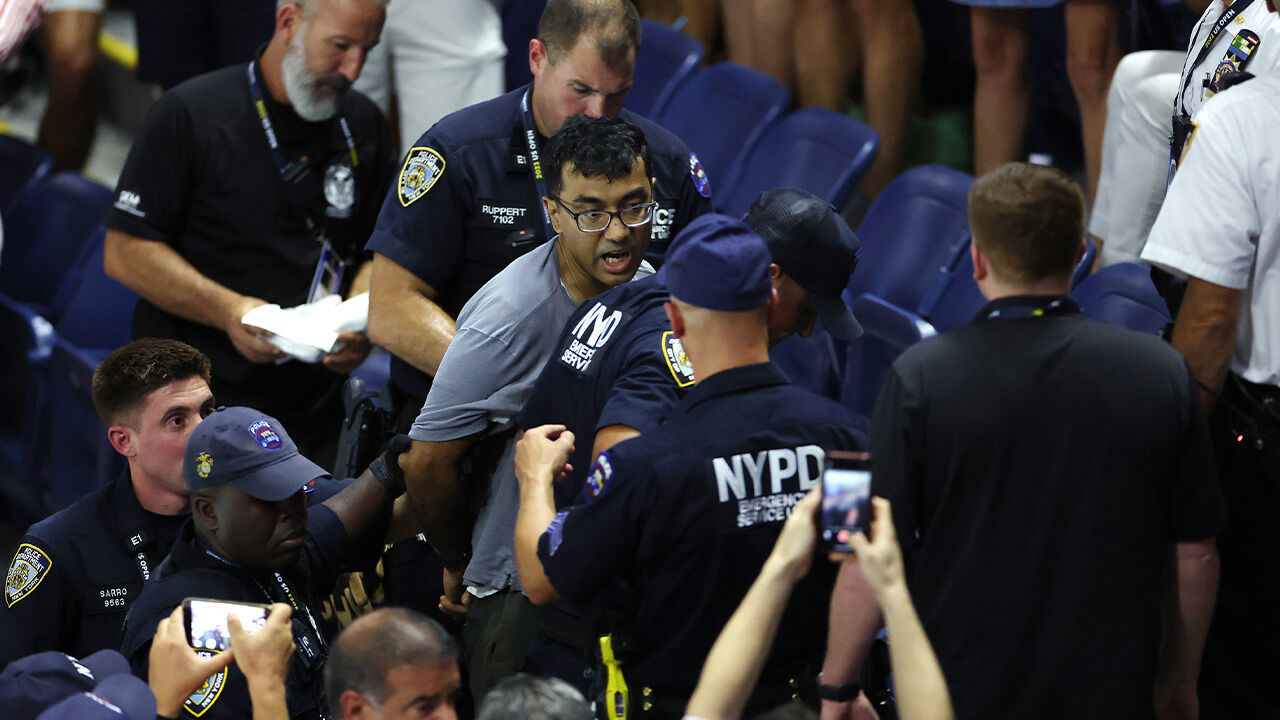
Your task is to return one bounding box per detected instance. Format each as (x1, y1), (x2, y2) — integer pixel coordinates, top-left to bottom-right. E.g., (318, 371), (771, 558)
(48, 227), (139, 349)
(769, 325), (843, 400)
(919, 243), (987, 333)
(842, 294), (938, 417)
(351, 351), (392, 396)
(38, 340), (123, 511)
(717, 108), (880, 218)
(625, 19), (704, 119)
(0, 134), (54, 217)
(1072, 235), (1096, 288)
(0, 172), (112, 313)
(651, 62), (790, 193)
(1072, 261), (1171, 335)
(0, 292), (55, 469)
(845, 164), (974, 311)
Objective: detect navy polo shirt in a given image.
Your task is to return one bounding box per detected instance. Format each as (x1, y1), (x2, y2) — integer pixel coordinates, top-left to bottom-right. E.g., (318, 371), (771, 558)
(537, 363), (867, 692)
(518, 275), (692, 505)
(366, 84), (714, 403)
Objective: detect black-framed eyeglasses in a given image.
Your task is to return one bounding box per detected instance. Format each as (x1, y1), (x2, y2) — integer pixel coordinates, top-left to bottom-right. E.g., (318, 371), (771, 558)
(553, 197), (658, 233)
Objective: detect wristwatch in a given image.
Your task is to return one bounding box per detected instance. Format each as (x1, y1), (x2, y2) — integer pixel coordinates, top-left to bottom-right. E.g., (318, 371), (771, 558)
(816, 673), (863, 702)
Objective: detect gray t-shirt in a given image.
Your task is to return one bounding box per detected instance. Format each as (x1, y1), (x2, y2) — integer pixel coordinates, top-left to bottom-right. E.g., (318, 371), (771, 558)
(409, 238), (576, 593)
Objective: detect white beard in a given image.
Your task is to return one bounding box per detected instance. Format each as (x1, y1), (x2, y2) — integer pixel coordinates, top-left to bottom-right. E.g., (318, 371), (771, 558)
(281, 24), (346, 122)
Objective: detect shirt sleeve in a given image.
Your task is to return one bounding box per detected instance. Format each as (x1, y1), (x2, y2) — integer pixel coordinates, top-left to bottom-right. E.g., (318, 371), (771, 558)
(868, 365), (924, 555)
(0, 537), (69, 667)
(668, 155), (713, 247)
(365, 137), (470, 292)
(1142, 99), (1260, 289)
(304, 504), (350, 594)
(105, 90), (196, 243)
(538, 448), (651, 602)
(410, 326), (523, 442)
(1165, 363), (1228, 541)
(595, 331), (683, 432)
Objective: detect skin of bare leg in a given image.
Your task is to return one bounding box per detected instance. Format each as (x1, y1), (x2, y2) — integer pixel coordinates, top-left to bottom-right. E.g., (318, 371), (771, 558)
(1064, 0), (1121, 205)
(722, 0), (757, 69)
(795, 0), (856, 110)
(750, 0), (798, 87)
(38, 9), (102, 172)
(970, 6), (1030, 176)
(678, 0), (721, 50)
(849, 0), (922, 196)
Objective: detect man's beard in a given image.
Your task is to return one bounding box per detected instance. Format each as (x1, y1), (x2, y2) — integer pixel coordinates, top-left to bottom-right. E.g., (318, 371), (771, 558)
(281, 24), (350, 121)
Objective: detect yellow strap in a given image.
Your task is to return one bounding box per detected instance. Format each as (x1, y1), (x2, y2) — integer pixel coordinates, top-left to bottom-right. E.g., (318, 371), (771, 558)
(599, 634), (629, 720)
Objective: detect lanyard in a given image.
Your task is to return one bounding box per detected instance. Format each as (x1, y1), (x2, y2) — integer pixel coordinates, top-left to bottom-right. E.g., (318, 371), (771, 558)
(202, 548), (328, 653)
(977, 296), (1079, 322)
(520, 89), (556, 242)
(1177, 0), (1257, 115)
(127, 528), (153, 582)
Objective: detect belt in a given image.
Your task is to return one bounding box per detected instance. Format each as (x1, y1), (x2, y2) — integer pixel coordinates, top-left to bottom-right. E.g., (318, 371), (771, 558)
(635, 662), (818, 719)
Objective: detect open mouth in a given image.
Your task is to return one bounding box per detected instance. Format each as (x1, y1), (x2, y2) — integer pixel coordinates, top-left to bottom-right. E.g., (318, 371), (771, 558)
(600, 250), (632, 274)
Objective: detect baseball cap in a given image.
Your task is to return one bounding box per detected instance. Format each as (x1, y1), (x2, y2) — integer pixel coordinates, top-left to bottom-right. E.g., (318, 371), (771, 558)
(656, 214), (772, 311)
(0, 649), (132, 720)
(745, 188), (863, 341)
(36, 674), (156, 720)
(184, 406), (327, 501)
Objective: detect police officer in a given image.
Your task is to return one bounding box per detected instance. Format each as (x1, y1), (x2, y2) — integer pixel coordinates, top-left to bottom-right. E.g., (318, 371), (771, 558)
(0, 340), (215, 667)
(103, 0), (394, 466)
(118, 406), (407, 719)
(1141, 58), (1280, 720)
(366, 0), (713, 426)
(513, 215), (866, 718)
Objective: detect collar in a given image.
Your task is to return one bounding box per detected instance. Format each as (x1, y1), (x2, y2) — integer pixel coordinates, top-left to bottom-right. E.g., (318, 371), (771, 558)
(109, 469), (159, 552)
(680, 362), (789, 412)
(972, 294), (1081, 323)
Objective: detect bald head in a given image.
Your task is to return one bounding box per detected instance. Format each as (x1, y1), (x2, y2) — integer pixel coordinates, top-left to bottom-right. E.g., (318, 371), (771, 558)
(324, 608), (457, 712)
(538, 0), (641, 67)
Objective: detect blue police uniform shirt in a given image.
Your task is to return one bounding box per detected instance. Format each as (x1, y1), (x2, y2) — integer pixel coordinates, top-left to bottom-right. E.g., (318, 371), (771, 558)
(537, 363), (867, 692)
(518, 275), (693, 505)
(120, 506), (350, 720)
(0, 471), (185, 668)
(365, 84), (714, 403)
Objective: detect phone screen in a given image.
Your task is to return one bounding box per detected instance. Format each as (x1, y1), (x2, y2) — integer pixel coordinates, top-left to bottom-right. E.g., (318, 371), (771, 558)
(184, 598), (270, 651)
(821, 456), (872, 553)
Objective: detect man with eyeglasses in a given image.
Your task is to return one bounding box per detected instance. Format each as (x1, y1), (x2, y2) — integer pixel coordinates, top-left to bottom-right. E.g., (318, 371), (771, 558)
(395, 116), (658, 703)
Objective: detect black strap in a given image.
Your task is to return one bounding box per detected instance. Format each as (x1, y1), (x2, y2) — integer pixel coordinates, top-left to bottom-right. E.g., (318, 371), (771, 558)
(519, 88), (556, 242)
(975, 296), (1081, 323)
(1176, 0), (1257, 115)
(126, 528), (154, 582)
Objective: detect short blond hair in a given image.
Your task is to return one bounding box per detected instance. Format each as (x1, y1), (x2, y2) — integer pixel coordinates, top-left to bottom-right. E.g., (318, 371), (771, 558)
(968, 163), (1084, 284)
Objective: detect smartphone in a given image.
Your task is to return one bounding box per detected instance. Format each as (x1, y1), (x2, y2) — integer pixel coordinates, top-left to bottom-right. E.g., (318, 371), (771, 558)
(182, 598), (271, 651)
(821, 451), (872, 553)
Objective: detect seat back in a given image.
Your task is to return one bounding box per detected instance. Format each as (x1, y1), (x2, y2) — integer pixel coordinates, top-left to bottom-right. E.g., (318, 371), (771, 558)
(626, 19), (704, 118)
(40, 341), (123, 511)
(0, 172), (112, 310)
(1072, 235), (1096, 288)
(846, 165), (974, 312)
(919, 243), (987, 333)
(841, 294), (937, 416)
(652, 62), (790, 191)
(1072, 261), (1171, 335)
(48, 226), (139, 349)
(769, 326), (843, 400)
(718, 108), (880, 218)
(0, 134), (54, 216)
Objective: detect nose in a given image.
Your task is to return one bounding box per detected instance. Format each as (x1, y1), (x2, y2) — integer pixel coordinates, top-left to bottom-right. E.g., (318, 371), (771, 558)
(340, 49), (366, 85)
(602, 211), (630, 244)
(583, 94), (606, 118)
(276, 491), (306, 522)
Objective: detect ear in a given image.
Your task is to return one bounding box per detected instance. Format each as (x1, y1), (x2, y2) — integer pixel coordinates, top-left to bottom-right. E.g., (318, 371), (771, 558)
(970, 242), (988, 284)
(277, 2), (302, 40)
(340, 689), (373, 719)
(543, 196), (563, 235)
(192, 494), (218, 533)
(107, 425), (136, 458)
(665, 300), (686, 339)
(768, 263), (782, 282)
(529, 38), (548, 79)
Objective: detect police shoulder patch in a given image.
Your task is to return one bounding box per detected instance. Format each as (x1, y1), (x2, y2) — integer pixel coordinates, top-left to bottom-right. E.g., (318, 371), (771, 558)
(689, 153), (712, 198)
(184, 650), (227, 717)
(583, 452), (615, 503)
(399, 146), (446, 207)
(661, 331), (696, 387)
(6, 543), (52, 608)
(546, 511), (570, 556)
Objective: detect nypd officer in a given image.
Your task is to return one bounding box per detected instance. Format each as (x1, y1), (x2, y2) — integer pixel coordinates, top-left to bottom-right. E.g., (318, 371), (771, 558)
(119, 406), (408, 719)
(513, 215), (866, 718)
(0, 339), (215, 668)
(365, 0), (713, 426)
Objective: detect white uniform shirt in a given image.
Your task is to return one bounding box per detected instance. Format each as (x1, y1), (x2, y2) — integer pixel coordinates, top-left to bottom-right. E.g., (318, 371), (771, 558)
(1143, 73), (1280, 387)
(1175, 0), (1280, 119)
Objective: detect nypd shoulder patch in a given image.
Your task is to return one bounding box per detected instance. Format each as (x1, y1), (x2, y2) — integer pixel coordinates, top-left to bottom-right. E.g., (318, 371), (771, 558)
(184, 651), (228, 717)
(583, 452), (615, 503)
(661, 331), (696, 388)
(399, 146), (446, 207)
(546, 511), (570, 556)
(6, 543), (52, 608)
(689, 153), (712, 198)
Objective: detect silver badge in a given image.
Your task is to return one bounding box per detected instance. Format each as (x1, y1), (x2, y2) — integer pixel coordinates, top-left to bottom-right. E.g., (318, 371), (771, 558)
(324, 164), (355, 218)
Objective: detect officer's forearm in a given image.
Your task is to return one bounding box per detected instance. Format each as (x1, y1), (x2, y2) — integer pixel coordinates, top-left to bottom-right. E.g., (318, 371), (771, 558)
(1158, 539), (1219, 689)
(821, 562), (884, 685)
(368, 254), (456, 376)
(1170, 278), (1241, 414)
(103, 229), (250, 332)
(400, 439), (475, 563)
(514, 473), (560, 605)
(322, 469), (392, 542)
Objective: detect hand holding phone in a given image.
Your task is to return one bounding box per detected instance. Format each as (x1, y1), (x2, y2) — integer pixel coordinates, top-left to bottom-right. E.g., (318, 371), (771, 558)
(182, 598), (272, 652)
(820, 450), (872, 553)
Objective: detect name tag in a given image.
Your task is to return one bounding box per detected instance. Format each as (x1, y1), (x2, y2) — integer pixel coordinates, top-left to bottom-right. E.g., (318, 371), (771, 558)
(87, 583), (141, 615)
(475, 200), (531, 229)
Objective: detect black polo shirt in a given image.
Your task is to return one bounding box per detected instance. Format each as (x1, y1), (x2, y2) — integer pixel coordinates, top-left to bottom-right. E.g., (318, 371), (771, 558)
(870, 295), (1227, 720)
(538, 363), (866, 693)
(106, 58), (392, 416)
(365, 84), (713, 404)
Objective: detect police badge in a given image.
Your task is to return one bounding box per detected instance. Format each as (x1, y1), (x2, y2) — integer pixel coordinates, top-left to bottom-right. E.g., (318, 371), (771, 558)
(662, 331), (696, 388)
(5, 543), (51, 608)
(184, 650), (228, 717)
(398, 146), (446, 207)
(324, 164), (355, 218)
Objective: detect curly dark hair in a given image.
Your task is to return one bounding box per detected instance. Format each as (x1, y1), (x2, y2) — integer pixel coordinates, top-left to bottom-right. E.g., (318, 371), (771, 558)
(543, 115), (650, 199)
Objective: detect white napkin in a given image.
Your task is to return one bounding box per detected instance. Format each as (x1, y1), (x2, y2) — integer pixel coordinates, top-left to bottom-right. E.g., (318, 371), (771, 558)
(240, 292), (369, 363)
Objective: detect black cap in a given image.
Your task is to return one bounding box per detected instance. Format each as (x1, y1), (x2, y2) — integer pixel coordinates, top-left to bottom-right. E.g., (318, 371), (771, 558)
(745, 188), (863, 340)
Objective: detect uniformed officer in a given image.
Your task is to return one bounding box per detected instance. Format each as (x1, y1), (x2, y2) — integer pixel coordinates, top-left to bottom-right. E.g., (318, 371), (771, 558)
(1141, 59), (1280, 720)
(513, 215), (866, 718)
(118, 406), (407, 719)
(365, 0), (714, 426)
(103, 0), (394, 466)
(0, 339), (214, 668)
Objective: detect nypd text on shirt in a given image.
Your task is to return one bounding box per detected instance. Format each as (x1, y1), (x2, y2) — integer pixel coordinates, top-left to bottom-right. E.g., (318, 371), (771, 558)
(707, 445), (825, 529)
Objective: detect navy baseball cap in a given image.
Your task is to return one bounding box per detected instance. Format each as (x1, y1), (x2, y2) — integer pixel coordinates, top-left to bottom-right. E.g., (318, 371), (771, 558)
(184, 406), (327, 501)
(0, 650), (132, 720)
(656, 214), (772, 311)
(36, 674), (156, 720)
(745, 188), (863, 341)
